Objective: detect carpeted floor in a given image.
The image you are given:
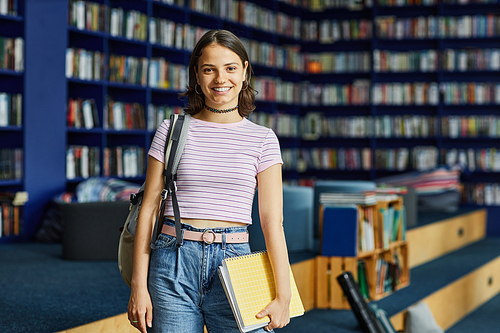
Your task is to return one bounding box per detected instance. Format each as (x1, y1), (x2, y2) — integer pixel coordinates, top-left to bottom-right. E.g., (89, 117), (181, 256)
(2, 238), (500, 333)
(0, 243), (130, 333)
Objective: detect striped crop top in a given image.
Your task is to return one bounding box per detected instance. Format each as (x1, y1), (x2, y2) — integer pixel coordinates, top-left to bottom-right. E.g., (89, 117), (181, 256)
(148, 116), (283, 225)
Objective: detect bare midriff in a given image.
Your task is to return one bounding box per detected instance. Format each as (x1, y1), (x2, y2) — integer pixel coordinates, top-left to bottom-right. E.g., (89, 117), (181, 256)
(166, 216), (247, 229)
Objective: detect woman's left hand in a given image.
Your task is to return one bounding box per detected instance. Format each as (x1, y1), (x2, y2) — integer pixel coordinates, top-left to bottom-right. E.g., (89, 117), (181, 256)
(255, 296), (290, 331)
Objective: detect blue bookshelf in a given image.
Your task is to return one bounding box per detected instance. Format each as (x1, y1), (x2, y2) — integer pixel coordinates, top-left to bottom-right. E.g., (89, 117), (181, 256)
(1, 0), (500, 243)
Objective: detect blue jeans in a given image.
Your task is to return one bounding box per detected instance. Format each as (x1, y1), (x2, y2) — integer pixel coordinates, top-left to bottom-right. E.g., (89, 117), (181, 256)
(148, 219), (271, 333)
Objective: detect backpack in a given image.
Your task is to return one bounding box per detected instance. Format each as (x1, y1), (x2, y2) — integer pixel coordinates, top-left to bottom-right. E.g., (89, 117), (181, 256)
(118, 113), (190, 287)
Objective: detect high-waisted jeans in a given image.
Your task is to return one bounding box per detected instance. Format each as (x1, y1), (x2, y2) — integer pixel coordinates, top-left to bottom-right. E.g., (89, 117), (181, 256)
(147, 219), (271, 333)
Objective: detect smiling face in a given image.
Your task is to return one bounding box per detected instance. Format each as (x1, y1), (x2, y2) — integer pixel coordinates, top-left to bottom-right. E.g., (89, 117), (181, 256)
(195, 43), (248, 111)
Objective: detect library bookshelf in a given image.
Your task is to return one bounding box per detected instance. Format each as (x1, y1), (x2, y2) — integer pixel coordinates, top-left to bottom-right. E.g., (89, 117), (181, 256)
(316, 196), (410, 309)
(2, 0), (500, 242)
(0, 0), (25, 242)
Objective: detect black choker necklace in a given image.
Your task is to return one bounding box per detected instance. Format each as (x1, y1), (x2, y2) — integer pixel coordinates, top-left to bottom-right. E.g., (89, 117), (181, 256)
(205, 105), (238, 114)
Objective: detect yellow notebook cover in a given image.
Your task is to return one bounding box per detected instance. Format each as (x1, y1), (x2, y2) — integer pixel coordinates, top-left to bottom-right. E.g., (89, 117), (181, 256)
(218, 251), (305, 333)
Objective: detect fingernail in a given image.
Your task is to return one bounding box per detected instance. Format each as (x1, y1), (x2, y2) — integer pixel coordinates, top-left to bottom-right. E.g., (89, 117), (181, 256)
(147, 321), (152, 327)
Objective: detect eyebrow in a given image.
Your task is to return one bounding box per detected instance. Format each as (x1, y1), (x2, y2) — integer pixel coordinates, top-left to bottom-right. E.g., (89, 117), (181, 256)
(200, 62), (239, 68)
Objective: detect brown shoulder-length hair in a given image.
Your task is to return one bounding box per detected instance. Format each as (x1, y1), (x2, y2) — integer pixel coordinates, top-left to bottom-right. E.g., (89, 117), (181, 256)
(179, 29), (257, 118)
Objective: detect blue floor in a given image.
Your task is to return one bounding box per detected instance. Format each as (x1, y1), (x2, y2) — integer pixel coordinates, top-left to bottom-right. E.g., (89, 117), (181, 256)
(0, 243), (130, 333)
(2, 239), (500, 333)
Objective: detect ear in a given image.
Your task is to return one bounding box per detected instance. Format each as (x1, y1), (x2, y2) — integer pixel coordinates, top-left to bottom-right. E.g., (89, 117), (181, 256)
(194, 65), (199, 84)
(243, 61), (249, 80)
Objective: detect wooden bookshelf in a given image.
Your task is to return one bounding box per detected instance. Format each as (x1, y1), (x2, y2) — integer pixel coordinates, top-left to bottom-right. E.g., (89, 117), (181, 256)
(316, 196), (409, 309)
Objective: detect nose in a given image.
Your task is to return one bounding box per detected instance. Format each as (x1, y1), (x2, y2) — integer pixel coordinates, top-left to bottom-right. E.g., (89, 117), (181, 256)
(214, 71), (226, 84)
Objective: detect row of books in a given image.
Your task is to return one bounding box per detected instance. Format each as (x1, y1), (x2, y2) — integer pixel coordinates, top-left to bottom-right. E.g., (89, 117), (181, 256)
(442, 115), (500, 138)
(71, 0), (303, 41)
(69, 0), (500, 44)
(66, 145), (100, 180)
(109, 54), (148, 86)
(69, 0), (108, 32)
(66, 48), (188, 91)
(67, 98), (99, 129)
(372, 82), (440, 105)
(359, 206), (376, 252)
(380, 205), (406, 249)
(375, 81), (500, 106)
(319, 115), (500, 140)
(442, 148), (500, 172)
(0, 36), (23, 72)
(375, 14), (500, 39)
(303, 80), (371, 106)
(109, 7), (147, 41)
(462, 182), (500, 206)
(377, 0), (436, 5)
(301, 114), (439, 139)
(148, 59), (188, 91)
(188, 0), (302, 40)
(149, 19), (207, 51)
(307, 0), (372, 11)
(69, 0), (147, 41)
(375, 148), (410, 171)
(305, 19), (373, 42)
(147, 105), (184, 131)
(241, 38), (305, 73)
(305, 51), (371, 74)
(441, 48), (500, 72)
(283, 145), (438, 172)
(103, 146), (146, 178)
(248, 112), (300, 138)
(252, 77), (302, 105)
(377, 0), (500, 5)
(0, 93), (22, 127)
(252, 80), (500, 107)
(66, 145), (147, 179)
(298, 147), (373, 172)
(0, 191), (28, 238)
(304, 114), (500, 139)
(0, 0), (18, 16)
(375, 257), (401, 295)
(104, 98), (146, 131)
(374, 49), (438, 73)
(441, 82), (500, 105)
(65, 48), (104, 81)
(154, 0), (184, 6)
(374, 48), (500, 73)
(0, 148), (23, 181)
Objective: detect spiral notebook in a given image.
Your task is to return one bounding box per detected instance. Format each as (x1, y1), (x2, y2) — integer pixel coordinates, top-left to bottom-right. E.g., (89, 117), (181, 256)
(218, 251), (305, 333)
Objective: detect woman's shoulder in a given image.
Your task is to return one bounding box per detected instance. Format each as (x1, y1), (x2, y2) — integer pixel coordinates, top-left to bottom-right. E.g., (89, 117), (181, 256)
(244, 118), (273, 134)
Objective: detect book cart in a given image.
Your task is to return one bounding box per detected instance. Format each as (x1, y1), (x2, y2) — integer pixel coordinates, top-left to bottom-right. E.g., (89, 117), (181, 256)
(316, 196), (409, 309)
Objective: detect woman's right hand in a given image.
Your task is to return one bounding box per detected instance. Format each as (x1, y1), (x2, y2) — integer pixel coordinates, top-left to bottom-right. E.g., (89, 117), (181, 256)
(128, 288), (153, 333)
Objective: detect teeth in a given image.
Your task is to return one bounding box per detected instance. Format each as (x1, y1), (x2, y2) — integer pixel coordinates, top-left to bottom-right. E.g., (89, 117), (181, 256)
(213, 87), (230, 92)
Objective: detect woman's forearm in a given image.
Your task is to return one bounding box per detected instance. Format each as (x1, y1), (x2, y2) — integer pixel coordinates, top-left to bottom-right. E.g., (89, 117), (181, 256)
(262, 219), (291, 302)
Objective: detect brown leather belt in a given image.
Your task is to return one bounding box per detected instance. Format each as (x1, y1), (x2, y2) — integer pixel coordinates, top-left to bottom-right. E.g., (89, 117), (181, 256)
(161, 224), (249, 244)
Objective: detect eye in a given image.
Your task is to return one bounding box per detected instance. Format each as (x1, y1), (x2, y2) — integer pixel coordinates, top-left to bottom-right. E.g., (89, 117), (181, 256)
(227, 66), (237, 71)
(203, 68), (214, 73)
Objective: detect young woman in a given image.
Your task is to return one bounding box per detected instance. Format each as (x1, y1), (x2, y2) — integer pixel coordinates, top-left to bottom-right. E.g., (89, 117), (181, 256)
(127, 29), (291, 333)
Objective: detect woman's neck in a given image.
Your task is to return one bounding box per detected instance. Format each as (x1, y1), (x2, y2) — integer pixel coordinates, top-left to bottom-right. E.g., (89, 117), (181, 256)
(194, 108), (243, 123)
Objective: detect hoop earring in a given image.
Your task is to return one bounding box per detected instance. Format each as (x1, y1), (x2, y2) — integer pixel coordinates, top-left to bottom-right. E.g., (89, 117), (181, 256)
(241, 80), (248, 91)
(195, 84), (203, 95)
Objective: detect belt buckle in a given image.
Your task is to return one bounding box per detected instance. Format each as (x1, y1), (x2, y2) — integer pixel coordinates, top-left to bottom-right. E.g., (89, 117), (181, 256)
(202, 230), (216, 244)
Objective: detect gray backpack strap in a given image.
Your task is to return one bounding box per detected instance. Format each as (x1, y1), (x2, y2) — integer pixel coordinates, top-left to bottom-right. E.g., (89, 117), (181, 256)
(152, 113), (190, 245)
(172, 114), (190, 175)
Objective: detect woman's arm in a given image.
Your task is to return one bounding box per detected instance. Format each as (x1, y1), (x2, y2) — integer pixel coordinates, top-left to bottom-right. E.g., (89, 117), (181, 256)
(127, 156), (165, 333)
(255, 163), (291, 331)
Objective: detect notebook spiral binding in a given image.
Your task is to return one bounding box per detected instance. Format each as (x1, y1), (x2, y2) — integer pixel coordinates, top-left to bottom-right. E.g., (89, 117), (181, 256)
(224, 250), (268, 261)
